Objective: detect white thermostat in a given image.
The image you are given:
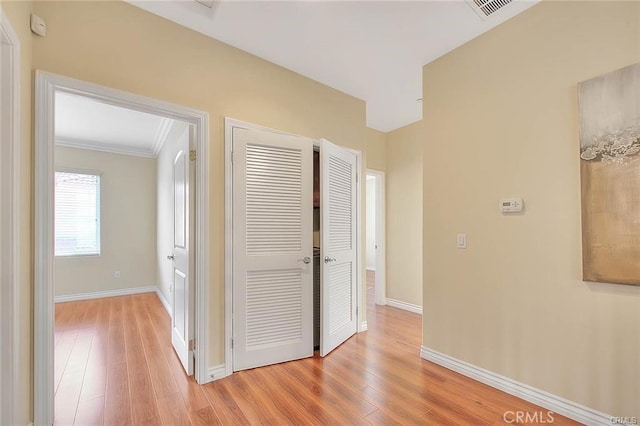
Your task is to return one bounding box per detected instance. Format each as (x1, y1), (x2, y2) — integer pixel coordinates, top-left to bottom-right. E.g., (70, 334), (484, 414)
(499, 198), (523, 213)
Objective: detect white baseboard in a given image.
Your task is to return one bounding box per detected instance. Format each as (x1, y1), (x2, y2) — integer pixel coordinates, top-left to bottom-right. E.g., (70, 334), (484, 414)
(386, 298), (423, 315)
(207, 364), (228, 381)
(54, 285), (156, 303)
(155, 287), (172, 317)
(359, 321), (368, 332)
(420, 346), (613, 426)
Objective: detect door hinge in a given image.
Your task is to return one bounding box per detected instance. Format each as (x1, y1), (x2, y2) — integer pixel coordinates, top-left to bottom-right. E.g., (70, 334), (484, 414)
(231, 338), (234, 349)
(190, 150), (197, 161)
(189, 339), (196, 351)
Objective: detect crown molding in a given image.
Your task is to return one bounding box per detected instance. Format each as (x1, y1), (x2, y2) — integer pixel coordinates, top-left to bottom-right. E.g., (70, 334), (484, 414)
(55, 136), (157, 158)
(152, 117), (175, 156)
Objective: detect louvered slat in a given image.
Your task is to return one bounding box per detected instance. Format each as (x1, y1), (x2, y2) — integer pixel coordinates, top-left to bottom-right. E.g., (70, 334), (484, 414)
(246, 269), (303, 350)
(328, 156), (352, 252)
(246, 143), (303, 255)
(328, 263), (352, 333)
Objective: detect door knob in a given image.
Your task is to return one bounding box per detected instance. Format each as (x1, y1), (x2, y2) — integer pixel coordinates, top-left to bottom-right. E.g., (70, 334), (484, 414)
(167, 255), (175, 260)
(297, 256), (311, 264)
(324, 256), (336, 263)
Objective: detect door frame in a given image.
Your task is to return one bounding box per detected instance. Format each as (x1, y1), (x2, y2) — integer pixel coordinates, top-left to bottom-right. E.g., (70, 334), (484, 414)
(0, 7), (21, 425)
(224, 118), (363, 376)
(366, 169), (386, 306)
(34, 71), (210, 425)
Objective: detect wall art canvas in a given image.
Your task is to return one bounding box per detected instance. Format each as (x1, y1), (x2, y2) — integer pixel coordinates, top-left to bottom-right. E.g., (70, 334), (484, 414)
(579, 62), (640, 286)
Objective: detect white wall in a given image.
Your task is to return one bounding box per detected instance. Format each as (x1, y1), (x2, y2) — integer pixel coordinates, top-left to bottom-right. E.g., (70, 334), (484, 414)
(156, 122), (189, 307)
(366, 176), (376, 270)
(54, 146), (157, 297)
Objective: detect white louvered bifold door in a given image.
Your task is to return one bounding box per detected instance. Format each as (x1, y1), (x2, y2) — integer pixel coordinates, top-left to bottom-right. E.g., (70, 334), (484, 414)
(232, 127), (314, 371)
(320, 139), (358, 357)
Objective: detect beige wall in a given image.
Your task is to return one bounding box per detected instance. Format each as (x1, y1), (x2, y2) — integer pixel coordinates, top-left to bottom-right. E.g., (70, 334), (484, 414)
(29, 0), (375, 374)
(54, 146), (157, 297)
(2, 1), (33, 424)
(156, 122), (189, 305)
(365, 127), (386, 171)
(386, 121), (423, 307)
(422, 0), (639, 416)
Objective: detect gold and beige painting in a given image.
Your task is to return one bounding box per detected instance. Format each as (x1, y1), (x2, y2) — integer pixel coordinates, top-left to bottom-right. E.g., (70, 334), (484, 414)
(579, 62), (640, 286)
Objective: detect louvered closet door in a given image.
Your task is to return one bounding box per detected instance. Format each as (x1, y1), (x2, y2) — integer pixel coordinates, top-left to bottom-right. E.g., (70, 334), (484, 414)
(232, 127), (314, 371)
(320, 138), (358, 357)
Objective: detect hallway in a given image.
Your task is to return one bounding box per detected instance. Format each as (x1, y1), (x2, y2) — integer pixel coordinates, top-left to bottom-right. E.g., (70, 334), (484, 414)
(54, 288), (576, 425)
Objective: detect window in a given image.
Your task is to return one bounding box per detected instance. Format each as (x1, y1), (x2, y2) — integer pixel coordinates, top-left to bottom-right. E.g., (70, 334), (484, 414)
(55, 171), (101, 256)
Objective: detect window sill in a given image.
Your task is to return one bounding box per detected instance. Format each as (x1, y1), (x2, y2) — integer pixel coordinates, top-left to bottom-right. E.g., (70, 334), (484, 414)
(55, 253), (101, 258)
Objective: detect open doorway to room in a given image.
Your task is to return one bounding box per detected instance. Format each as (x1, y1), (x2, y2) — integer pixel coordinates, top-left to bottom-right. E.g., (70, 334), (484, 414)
(51, 91), (199, 424)
(35, 72), (210, 426)
(365, 170), (385, 314)
(52, 92), (195, 425)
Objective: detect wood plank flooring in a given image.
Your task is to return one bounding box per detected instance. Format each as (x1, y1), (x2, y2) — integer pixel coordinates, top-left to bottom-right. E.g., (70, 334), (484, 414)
(54, 274), (578, 425)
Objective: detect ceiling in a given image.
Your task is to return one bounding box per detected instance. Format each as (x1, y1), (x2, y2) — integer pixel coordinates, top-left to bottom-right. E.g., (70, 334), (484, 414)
(55, 92), (180, 157)
(127, 0), (539, 132)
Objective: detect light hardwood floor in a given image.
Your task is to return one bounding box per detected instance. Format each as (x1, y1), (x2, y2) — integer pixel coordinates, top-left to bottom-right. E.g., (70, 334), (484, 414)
(54, 273), (577, 425)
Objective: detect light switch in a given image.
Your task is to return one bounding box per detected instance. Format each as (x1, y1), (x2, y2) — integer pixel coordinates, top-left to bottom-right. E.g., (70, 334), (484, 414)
(457, 233), (467, 249)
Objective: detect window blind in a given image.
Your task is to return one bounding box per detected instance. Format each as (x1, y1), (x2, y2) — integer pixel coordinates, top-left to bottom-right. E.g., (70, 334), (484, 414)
(55, 171), (101, 256)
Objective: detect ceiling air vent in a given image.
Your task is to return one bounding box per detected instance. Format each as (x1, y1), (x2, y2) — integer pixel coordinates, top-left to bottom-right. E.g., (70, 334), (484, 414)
(466, 0), (514, 19)
(194, 0), (215, 8)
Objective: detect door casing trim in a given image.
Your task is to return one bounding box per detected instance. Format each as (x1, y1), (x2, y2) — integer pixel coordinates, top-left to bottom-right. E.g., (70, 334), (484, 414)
(35, 71), (210, 425)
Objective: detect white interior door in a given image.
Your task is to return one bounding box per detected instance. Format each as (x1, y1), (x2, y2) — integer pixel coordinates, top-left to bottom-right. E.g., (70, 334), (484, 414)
(171, 133), (195, 375)
(233, 127), (314, 371)
(320, 138), (358, 357)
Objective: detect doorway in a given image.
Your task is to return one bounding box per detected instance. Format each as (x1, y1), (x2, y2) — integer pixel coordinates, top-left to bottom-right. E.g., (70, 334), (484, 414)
(224, 119), (362, 374)
(34, 71), (210, 425)
(366, 170), (386, 309)
(0, 9), (20, 425)
(51, 92), (197, 423)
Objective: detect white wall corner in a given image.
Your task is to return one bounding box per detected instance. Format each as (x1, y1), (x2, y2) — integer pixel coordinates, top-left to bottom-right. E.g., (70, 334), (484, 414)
(420, 346), (613, 426)
(0, 8), (21, 426)
(207, 364), (229, 382)
(386, 298), (423, 315)
(155, 287), (172, 317)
